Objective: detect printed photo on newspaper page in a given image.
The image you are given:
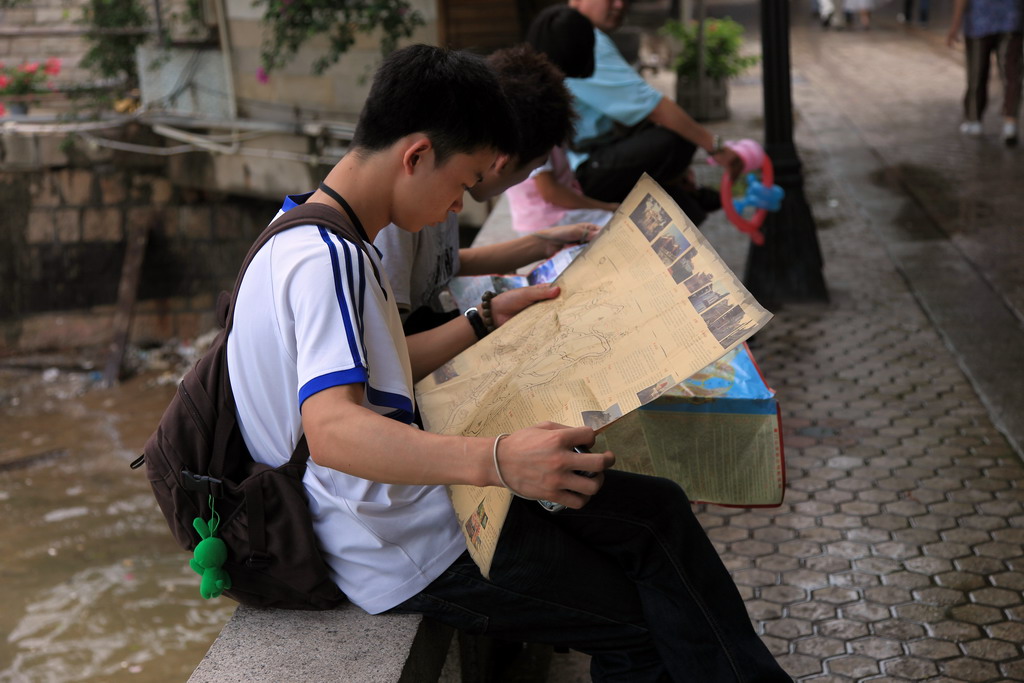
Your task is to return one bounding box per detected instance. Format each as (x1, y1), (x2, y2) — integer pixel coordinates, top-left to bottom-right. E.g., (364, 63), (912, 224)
(415, 174), (773, 576)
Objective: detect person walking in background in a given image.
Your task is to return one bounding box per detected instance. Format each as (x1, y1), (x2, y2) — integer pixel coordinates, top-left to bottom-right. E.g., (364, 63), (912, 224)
(947, 0), (1023, 146)
(844, 0), (874, 29)
(898, 0), (930, 25)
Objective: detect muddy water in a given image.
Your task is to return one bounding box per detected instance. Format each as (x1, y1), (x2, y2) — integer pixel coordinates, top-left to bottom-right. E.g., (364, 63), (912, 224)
(0, 364), (234, 682)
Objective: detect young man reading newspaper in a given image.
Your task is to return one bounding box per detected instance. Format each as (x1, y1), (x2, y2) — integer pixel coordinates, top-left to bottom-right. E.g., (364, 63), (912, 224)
(226, 44), (789, 682)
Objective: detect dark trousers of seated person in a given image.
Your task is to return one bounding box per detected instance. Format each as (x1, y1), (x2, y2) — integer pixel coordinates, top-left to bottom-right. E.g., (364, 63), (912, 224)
(390, 471), (791, 683)
(574, 124), (710, 226)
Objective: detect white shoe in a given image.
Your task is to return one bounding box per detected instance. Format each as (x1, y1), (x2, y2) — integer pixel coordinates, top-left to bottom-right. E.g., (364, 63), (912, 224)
(1002, 121), (1019, 147)
(959, 121), (983, 136)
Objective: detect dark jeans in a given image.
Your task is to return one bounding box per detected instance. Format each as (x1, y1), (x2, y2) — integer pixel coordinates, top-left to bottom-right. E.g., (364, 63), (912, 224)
(574, 124), (709, 226)
(391, 471), (790, 682)
(902, 0), (929, 23)
(964, 31), (1023, 121)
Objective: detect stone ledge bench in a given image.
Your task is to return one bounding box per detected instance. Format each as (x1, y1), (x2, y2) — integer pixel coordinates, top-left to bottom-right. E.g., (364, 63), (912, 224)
(189, 603), (454, 683)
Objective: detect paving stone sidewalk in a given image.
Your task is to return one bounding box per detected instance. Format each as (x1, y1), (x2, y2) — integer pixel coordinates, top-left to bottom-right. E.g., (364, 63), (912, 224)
(549, 11), (1024, 683)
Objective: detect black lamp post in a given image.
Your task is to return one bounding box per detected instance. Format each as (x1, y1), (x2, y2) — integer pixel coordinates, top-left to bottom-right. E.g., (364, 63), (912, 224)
(744, 0), (828, 306)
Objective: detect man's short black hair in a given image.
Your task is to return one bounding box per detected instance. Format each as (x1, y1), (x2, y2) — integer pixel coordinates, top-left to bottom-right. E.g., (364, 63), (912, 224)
(526, 6), (596, 79)
(352, 44), (519, 165)
(486, 45), (576, 165)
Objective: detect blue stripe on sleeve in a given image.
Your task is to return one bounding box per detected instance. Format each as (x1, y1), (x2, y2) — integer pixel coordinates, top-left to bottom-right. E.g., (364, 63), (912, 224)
(299, 367), (368, 407)
(367, 386), (415, 424)
(339, 234), (368, 361)
(318, 227), (365, 367)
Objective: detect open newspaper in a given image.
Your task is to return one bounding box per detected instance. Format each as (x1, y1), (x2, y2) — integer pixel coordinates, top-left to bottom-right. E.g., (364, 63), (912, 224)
(414, 175), (773, 576)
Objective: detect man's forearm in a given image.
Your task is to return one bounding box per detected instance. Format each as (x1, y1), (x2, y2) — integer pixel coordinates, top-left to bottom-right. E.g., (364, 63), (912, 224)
(646, 96), (716, 152)
(303, 385), (496, 486)
(458, 237), (548, 276)
(405, 313), (480, 381)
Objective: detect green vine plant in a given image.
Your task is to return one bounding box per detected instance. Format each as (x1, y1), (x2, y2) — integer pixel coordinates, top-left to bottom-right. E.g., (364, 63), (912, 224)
(254, 0), (425, 81)
(79, 0), (152, 101)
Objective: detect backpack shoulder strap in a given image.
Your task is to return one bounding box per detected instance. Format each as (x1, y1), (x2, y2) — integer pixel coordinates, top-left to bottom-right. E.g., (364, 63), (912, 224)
(224, 201), (377, 334)
(221, 201), (377, 469)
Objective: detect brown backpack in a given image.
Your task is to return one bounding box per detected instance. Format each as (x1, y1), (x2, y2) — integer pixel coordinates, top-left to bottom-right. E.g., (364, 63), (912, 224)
(133, 201), (373, 610)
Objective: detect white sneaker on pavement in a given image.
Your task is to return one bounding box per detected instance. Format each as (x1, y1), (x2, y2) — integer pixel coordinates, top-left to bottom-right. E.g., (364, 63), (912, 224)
(1002, 121), (1019, 147)
(959, 121), (983, 136)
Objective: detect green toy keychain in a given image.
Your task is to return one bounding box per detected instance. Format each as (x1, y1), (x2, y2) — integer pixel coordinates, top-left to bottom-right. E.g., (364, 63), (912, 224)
(190, 496), (232, 599)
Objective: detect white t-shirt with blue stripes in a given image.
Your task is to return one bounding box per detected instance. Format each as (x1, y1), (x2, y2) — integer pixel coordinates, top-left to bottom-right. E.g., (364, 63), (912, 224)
(226, 197), (465, 614)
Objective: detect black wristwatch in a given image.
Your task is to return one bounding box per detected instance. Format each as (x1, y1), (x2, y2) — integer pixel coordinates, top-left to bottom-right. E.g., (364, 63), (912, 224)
(464, 307), (489, 340)
(709, 134), (724, 155)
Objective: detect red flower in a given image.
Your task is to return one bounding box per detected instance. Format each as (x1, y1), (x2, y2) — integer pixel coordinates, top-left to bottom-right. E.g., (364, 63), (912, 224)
(18, 62), (39, 74)
(0, 103), (6, 117)
(44, 57), (61, 76)
(256, 67), (269, 84)
(0, 75), (9, 90)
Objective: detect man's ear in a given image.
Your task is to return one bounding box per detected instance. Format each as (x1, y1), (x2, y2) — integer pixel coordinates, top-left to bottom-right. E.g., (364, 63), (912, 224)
(402, 137), (433, 174)
(493, 153), (512, 175)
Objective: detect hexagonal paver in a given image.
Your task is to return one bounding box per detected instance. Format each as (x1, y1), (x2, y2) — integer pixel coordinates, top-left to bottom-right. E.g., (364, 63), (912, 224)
(790, 602), (839, 626)
(922, 541), (972, 560)
(853, 557), (901, 575)
(756, 554), (801, 572)
(811, 587), (859, 605)
(881, 570), (931, 589)
(830, 571), (880, 588)
(903, 556), (954, 575)
(906, 638), (962, 659)
(874, 542), (920, 560)
(935, 570), (987, 590)
(969, 587), (1022, 607)
(760, 585), (807, 604)
(955, 556), (1008, 574)
(778, 540), (822, 558)
(882, 655), (940, 680)
(752, 526), (797, 544)
(783, 568), (830, 589)
(895, 603), (947, 623)
(841, 602), (890, 623)
(991, 571), (1024, 590)
(912, 586), (967, 606)
(807, 556), (854, 574)
(1000, 657), (1024, 681)
(707, 525), (750, 543)
(927, 621), (984, 641)
(733, 568), (778, 587)
(941, 656), (1000, 682)
(776, 652), (823, 678)
(975, 541), (1024, 560)
(986, 620), (1024, 642)
(961, 637), (1020, 662)
(826, 654), (879, 679)
(949, 604), (1004, 625)
(871, 618), (927, 641)
(763, 617), (813, 639)
(795, 635), (846, 658)
(848, 636), (903, 659)
(818, 618), (869, 640)
(862, 585), (912, 605)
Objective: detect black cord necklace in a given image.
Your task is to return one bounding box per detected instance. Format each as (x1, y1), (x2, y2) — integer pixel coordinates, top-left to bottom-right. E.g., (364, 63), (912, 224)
(318, 182), (369, 242)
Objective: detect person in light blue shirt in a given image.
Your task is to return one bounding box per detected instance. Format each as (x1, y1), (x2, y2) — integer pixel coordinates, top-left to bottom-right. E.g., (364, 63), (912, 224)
(561, 0), (743, 226)
(947, 0), (1023, 145)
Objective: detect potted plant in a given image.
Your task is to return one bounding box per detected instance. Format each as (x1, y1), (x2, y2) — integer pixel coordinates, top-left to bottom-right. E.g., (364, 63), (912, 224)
(0, 58), (61, 116)
(661, 17), (758, 121)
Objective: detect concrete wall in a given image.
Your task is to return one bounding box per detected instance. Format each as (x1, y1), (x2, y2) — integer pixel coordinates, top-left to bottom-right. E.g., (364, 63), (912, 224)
(0, 126), (277, 354)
